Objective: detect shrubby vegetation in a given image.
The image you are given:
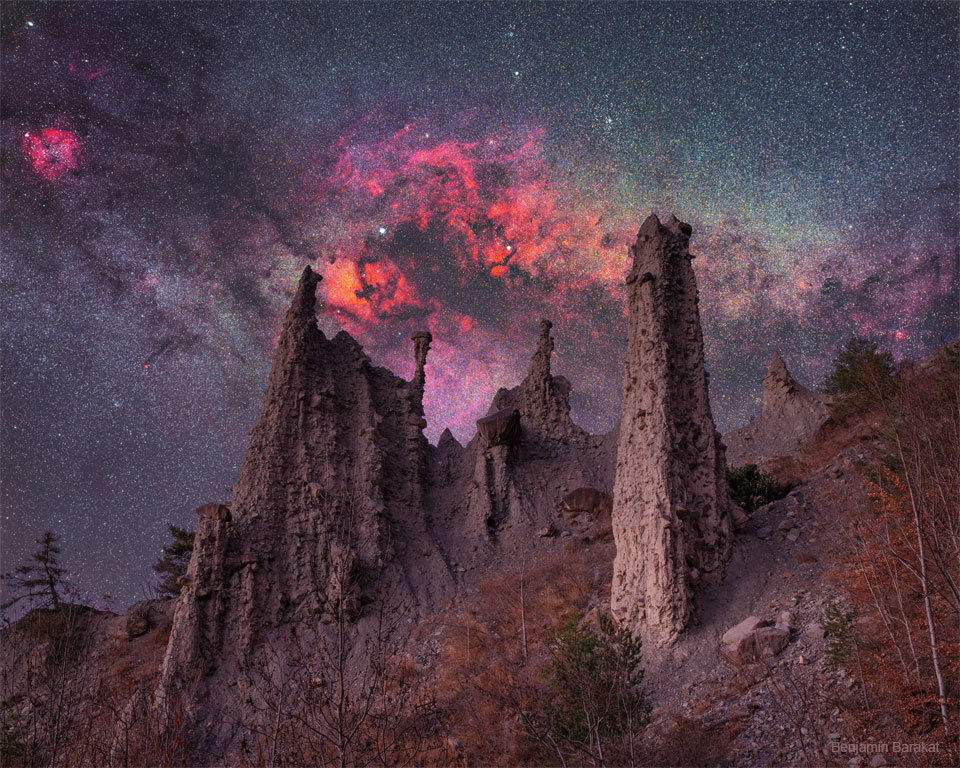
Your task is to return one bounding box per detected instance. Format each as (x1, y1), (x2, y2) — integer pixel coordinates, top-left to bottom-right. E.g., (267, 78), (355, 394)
(727, 463), (790, 514)
(827, 339), (958, 749)
(822, 335), (895, 418)
(1, 531), (66, 614)
(536, 611), (649, 766)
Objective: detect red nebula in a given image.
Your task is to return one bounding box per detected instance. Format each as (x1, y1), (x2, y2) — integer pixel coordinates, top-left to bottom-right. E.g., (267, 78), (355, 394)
(317, 124), (631, 330)
(21, 128), (82, 180)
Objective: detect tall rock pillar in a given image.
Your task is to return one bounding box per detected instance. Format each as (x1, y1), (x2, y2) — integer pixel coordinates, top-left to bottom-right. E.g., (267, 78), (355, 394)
(611, 214), (732, 643)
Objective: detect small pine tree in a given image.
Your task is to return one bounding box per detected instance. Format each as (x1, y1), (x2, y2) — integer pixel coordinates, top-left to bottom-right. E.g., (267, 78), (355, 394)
(823, 336), (895, 416)
(1, 531), (65, 613)
(822, 601), (856, 667)
(152, 525), (195, 598)
(538, 611), (649, 762)
(727, 463), (790, 515)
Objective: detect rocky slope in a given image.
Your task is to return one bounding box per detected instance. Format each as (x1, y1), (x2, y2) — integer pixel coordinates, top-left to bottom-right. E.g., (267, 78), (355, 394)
(4, 213), (888, 766)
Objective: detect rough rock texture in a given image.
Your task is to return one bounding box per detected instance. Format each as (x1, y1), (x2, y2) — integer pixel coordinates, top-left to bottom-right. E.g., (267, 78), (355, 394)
(562, 487), (611, 515)
(477, 407), (521, 446)
(157, 273), (617, 747)
(444, 318), (615, 549)
(723, 352), (830, 466)
(611, 214), (733, 644)
(157, 267), (455, 741)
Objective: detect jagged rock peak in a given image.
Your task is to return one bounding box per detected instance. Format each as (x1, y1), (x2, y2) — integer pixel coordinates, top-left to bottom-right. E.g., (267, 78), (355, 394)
(289, 265), (322, 320)
(526, 319), (554, 385)
(612, 213), (733, 644)
(723, 351), (830, 466)
(767, 350), (788, 379)
(437, 427), (460, 450)
(487, 317), (579, 442)
(410, 331), (433, 404)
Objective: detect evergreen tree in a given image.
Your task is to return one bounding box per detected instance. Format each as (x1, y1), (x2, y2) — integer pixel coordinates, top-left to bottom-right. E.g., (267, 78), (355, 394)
(153, 525), (195, 598)
(536, 611), (649, 762)
(1, 531), (65, 613)
(823, 336), (895, 416)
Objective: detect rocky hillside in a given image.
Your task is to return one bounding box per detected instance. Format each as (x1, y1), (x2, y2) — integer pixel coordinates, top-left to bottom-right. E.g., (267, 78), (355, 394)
(1, 217), (954, 767)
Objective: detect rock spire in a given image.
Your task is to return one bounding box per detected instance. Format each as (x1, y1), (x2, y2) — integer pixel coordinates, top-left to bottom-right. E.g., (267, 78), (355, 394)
(156, 265), (452, 745)
(611, 214), (733, 643)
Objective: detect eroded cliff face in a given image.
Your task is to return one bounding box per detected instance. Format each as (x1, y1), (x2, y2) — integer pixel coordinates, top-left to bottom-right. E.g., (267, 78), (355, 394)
(157, 272), (617, 745)
(157, 267), (455, 740)
(723, 352), (831, 466)
(611, 214), (733, 644)
(454, 319), (613, 549)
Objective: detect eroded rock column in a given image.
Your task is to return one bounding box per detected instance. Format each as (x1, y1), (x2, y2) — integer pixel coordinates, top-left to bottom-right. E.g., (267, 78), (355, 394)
(612, 214), (733, 643)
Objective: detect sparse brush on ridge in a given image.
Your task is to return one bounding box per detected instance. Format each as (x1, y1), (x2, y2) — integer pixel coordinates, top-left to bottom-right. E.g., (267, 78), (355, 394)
(828, 341), (959, 751)
(1, 531), (66, 615)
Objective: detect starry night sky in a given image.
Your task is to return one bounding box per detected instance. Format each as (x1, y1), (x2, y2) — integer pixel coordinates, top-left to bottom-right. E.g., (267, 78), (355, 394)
(2, 2), (957, 610)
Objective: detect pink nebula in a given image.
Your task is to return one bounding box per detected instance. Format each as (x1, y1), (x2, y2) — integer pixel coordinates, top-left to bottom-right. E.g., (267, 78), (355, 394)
(21, 128), (82, 180)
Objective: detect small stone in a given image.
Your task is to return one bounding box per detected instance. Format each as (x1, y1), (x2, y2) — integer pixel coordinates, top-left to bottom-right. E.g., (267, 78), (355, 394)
(869, 755), (888, 767)
(755, 526), (773, 539)
(538, 524), (557, 538)
(804, 622), (825, 640)
(798, 654), (810, 665)
(786, 528), (801, 542)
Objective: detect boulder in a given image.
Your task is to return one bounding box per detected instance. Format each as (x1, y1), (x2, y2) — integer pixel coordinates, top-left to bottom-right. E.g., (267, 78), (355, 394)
(722, 616), (764, 646)
(196, 503), (231, 522)
(730, 503), (749, 530)
(722, 619), (790, 665)
(477, 407), (521, 447)
(126, 614), (149, 638)
(804, 622), (826, 640)
(562, 487), (611, 515)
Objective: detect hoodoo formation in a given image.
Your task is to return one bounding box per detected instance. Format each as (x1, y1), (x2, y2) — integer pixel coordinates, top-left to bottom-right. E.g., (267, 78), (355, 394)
(156, 272), (615, 742)
(611, 214), (733, 643)
(155, 214), (733, 740)
(157, 266), (455, 738)
(723, 351), (831, 466)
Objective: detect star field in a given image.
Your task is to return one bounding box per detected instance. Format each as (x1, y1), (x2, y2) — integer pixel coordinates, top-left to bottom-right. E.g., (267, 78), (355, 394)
(1, 2), (956, 610)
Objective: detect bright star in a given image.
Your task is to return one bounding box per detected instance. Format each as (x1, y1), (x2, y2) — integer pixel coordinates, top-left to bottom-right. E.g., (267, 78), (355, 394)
(378, 226), (387, 235)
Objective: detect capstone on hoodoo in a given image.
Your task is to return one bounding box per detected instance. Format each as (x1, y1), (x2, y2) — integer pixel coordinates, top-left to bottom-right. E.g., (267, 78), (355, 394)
(611, 214), (733, 643)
